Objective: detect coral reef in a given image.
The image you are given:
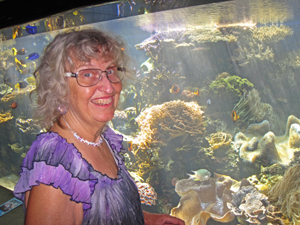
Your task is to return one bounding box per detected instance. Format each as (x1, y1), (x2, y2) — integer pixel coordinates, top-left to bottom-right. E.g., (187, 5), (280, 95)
(170, 173), (237, 225)
(135, 100), (205, 149)
(228, 183), (286, 224)
(1, 85), (35, 102)
(0, 84), (13, 95)
(233, 115), (300, 166)
(8, 143), (24, 154)
(136, 182), (157, 206)
(232, 89), (280, 131)
(268, 165), (300, 225)
(205, 132), (232, 150)
(0, 111), (13, 123)
(15, 118), (38, 133)
(209, 72), (254, 97)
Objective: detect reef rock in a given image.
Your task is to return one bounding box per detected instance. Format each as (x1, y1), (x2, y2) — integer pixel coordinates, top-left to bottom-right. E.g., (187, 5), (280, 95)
(170, 173), (237, 225)
(233, 115), (300, 166)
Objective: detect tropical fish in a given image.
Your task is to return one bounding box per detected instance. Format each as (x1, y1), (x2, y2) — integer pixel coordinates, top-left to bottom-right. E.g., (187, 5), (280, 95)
(15, 81), (29, 90)
(19, 68), (31, 75)
(12, 26), (22, 39)
(170, 84), (180, 94)
(9, 102), (18, 109)
(128, 141), (133, 151)
(25, 25), (37, 35)
(231, 110), (240, 122)
(187, 169), (211, 181)
(12, 47), (26, 56)
(193, 88), (199, 96)
(26, 53), (39, 60)
(15, 58), (27, 70)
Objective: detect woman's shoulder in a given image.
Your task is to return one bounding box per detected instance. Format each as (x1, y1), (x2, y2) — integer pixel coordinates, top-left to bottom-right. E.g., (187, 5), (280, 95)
(23, 132), (87, 174)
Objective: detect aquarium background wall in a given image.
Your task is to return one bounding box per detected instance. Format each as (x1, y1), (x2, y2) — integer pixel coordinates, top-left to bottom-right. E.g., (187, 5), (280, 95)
(1, 0), (300, 224)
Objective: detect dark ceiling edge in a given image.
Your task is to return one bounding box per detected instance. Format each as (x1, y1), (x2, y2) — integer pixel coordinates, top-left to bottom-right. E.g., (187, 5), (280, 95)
(0, 0), (231, 30)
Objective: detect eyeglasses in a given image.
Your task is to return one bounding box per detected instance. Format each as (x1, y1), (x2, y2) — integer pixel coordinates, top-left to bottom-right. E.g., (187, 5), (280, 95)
(65, 66), (126, 87)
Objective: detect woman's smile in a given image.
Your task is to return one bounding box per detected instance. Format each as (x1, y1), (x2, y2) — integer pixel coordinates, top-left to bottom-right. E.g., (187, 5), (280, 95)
(91, 96), (113, 106)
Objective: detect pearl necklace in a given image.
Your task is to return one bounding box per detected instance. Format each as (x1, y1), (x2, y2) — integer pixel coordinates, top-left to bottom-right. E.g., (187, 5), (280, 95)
(62, 116), (102, 147)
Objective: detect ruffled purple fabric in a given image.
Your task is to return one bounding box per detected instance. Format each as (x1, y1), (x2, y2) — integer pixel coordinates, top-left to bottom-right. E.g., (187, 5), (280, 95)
(14, 126), (145, 225)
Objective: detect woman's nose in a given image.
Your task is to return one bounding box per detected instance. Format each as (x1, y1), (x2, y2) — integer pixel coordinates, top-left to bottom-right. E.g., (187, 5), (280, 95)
(97, 73), (114, 93)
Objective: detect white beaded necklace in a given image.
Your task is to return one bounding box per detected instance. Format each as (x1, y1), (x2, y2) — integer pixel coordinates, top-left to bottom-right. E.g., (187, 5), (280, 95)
(62, 116), (102, 147)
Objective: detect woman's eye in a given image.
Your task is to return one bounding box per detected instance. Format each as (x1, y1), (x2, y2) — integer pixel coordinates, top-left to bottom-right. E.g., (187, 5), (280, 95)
(106, 69), (115, 75)
(83, 73), (93, 78)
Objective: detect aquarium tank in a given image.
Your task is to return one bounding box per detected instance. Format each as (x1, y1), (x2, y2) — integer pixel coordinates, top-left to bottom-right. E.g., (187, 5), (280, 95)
(1, 0), (300, 224)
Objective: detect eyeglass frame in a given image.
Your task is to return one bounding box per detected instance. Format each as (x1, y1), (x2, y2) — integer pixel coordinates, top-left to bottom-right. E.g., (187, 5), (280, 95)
(65, 66), (126, 87)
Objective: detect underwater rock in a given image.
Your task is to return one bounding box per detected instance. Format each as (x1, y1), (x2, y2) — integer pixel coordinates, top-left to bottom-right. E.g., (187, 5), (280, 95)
(171, 173), (237, 225)
(233, 115), (300, 166)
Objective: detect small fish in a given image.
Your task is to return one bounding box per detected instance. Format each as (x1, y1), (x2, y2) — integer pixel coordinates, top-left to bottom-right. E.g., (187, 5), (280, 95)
(15, 81), (29, 90)
(9, 102), (18, 109)
(19, 68), (31, 75)
(26, 52), (39, 60)
(73, 11), (78, 15)
(207, 99), (211, 105)
(25, 25), (37, 35)
(19, 81), (28, 88)
(231, 110), (240, 122)
(12, 47), (26, 56)
(170, 84), (180, 94)
(187, 169), (211, 181)
(15, 58), (27, 69)
(193, 88), (199, 96)
(128, 141), (133, 151)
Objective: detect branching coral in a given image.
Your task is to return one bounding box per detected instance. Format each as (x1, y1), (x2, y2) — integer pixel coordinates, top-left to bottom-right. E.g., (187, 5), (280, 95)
(135, 100), (205, 149)
(171, 173), (237, 225)
(0, 111), (13, 123)
(234, 115), (300, 166)
(233, 89), (280, 131)
(268, 165), (300, 225)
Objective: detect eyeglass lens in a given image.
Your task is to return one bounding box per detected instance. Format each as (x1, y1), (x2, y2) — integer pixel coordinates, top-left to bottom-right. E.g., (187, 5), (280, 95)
(77, 67), (125, 87)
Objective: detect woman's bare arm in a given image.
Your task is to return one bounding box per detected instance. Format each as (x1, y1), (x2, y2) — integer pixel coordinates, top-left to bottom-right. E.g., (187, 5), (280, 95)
(25, 183), (83, 225)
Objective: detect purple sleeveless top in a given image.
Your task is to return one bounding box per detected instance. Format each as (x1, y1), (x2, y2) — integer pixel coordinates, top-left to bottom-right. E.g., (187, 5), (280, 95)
(14, 127), (145, 225)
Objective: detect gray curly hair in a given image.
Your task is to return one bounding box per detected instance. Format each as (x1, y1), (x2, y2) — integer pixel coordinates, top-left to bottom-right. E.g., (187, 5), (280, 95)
(33, 28), (131, 130)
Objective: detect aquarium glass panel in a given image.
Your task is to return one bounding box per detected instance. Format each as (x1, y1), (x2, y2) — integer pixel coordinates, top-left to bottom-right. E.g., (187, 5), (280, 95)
(1, 0), (300, 223)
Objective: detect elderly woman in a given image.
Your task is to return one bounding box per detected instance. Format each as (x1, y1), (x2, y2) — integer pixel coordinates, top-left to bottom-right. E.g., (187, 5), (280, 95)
(13, 29), (184, 225)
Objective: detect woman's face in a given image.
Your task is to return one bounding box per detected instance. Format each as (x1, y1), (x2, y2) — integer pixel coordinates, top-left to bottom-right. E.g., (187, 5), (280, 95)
(67, 56), (122, 126)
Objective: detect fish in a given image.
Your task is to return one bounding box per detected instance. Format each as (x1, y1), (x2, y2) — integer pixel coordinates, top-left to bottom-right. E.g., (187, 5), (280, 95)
(193, 88), (199, 96)
(13, 47), (26, 56)
(25, 25), (37, 35)
(26, 53), (39, 60)
(9, 102), (18, 109)
(15, 58), (27, 70)
(12, 26), (21, 39)
(128, 141), (133, 151)
(187, 169), (211, 181)
(170, 84), (180, 94)
(15, 81), (29, 90)
(207, 99), (211, 105)
(231, 110), (240, 122)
